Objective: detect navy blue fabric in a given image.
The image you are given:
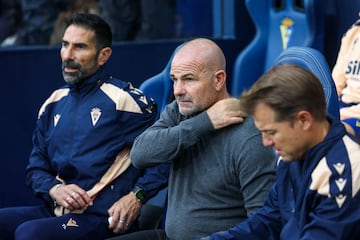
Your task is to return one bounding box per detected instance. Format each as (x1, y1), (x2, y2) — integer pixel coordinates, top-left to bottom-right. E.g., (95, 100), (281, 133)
(25, 67), (159, 211)
(0, 65), (168, 239)
(0, 205), (129, 240)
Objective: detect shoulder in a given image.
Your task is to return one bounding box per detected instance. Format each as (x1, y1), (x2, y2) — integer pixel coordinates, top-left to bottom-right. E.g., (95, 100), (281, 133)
(227, 116), (274, 158)
(310, 135), (360, 208)
(100, 77), (157, 114)
(228, 116), (261, 140)
(37, 87), (70, 119)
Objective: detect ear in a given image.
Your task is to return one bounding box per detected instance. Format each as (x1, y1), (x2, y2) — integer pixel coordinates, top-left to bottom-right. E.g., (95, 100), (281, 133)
(214, 70), (226, 91)
(98, 47), (112, 67)
(297, 110), (312, 130)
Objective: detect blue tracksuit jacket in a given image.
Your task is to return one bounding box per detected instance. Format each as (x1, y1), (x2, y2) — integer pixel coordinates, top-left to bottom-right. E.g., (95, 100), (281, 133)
(25, 67), (169, 215)
(207, 116), (360, 240)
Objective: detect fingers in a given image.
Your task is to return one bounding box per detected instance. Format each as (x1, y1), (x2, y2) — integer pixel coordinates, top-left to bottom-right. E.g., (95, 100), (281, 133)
(64, 191), (84, 210)
(108, 209), (131, 233)
(108, 216), (130, 233)
(72, 189), (93, 207)
(107, 192), (142, 233)
(51, 184), (93, 210)
(108, 210), (131, 233)
(221, 98), (247, 118)
(207, 98), (247, 130)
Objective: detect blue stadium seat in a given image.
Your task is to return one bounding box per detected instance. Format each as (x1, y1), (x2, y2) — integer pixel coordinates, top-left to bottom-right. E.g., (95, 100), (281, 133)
(274, 46), (340, 119)
(139, 44), (183, 114)
(231, 0), (325, 97)
(137, 44), (185, 230)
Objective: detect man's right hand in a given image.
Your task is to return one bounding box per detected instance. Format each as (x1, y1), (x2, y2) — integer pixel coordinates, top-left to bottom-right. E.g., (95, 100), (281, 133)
(206, 98), (247, 130)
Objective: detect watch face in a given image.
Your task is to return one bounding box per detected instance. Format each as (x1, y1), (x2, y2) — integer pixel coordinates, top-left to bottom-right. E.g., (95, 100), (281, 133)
(136, 190), (146, 201)
(133, 187), (146, 202)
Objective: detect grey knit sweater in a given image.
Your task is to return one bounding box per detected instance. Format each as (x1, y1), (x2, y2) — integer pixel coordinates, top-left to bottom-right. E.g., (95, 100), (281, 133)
(131, 101), (276, 240)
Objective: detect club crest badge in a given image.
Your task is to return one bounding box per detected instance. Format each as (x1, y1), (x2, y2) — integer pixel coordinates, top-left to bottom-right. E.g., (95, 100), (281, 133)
(280, 17), (294, 50)
(90, 108), (102, 126)
(54, 114), (61, 127)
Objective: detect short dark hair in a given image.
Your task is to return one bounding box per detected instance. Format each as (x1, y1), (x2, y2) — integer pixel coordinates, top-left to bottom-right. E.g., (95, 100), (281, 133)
(239, 64), (327, 123)
(66, 13), (112, 50)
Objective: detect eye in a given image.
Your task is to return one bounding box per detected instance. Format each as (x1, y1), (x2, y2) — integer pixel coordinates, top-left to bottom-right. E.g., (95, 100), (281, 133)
(76, 43), (87, 49)
(263, 130), (276, 136)
(61, 41), (68, 48)
(267, 130), (276, 136)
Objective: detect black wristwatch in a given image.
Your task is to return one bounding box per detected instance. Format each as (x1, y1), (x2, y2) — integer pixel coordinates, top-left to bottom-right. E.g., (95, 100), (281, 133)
(132, 186), (146, 203)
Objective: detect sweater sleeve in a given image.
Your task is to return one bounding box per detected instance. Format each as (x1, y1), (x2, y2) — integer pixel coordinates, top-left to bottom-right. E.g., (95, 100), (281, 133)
(133, 162), (170, 202)
(130, 101), (214, 169)
(236, 131), (277, 216)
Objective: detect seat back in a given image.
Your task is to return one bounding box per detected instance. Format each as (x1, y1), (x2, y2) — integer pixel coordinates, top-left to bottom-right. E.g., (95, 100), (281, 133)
(274, 46), (340, 119)
(137, 45), (184, 229)
(231, 0), (325, 96)
(139, 44), (183, 114)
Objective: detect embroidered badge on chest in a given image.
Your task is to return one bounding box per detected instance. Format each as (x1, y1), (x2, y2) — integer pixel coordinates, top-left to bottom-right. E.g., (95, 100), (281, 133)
(90, 108), (102, 126)
(54, 114), (61, 127)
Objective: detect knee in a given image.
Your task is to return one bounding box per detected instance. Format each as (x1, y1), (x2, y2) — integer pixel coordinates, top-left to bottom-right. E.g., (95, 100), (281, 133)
(15, 221), (43, 240)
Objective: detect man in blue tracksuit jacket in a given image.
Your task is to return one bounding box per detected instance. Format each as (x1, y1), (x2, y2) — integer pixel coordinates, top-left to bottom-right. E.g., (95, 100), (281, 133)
(0, 13), (169, 240)
(204, 64), (360, 240)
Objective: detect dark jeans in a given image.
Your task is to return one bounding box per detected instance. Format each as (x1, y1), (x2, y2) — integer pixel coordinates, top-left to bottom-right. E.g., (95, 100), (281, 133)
(106, 229), (169, 240)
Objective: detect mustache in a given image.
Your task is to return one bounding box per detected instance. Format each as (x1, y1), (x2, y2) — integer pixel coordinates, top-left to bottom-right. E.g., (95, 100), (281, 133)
(62, 60), (81, 70)
(176, 95), (192, 101)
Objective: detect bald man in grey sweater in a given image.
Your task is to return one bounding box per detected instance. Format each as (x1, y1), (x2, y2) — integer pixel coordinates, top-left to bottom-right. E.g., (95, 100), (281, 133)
(109, 38), (276, 240)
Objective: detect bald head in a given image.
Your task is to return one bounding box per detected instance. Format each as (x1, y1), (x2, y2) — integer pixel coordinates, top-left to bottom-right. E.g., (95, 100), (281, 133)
(170, 38), (229, 116)
(172, 38), (226, 72)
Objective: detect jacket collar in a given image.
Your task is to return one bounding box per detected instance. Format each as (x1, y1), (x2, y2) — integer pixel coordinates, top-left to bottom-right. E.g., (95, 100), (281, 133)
(68, 66), (109, 95)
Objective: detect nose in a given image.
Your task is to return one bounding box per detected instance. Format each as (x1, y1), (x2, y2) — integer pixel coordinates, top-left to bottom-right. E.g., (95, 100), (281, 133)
(173, 80), (186, 96)
(262, 133), (274, 147)
(61, 46), (74, 61)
